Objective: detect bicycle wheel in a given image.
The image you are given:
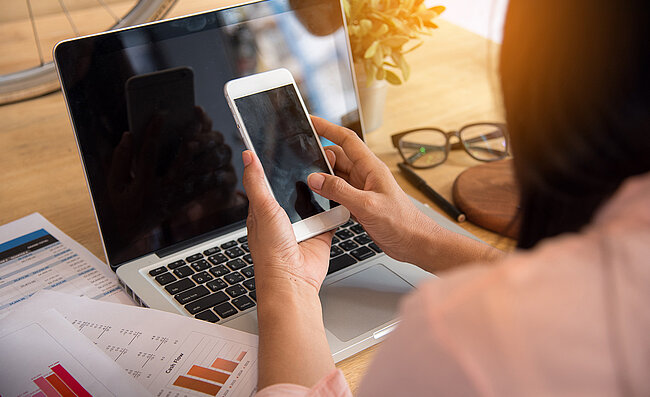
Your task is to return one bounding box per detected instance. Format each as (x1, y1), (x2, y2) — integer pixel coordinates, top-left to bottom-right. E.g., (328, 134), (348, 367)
(0, 0), (178, 105)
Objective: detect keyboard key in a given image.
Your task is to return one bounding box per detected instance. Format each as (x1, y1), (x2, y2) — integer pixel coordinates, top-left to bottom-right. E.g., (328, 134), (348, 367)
(203, 247), (220, 256)
(206, 279), (227, 291)
(190, 259), (210, 272)
(154, 272), (176, 285)
(332, 236), (340, 244)
(173, 265), (194, 278)
(353, 234), (372, 245)
(340, 240), (359, 251)
(186, 253), (203, 263)
(226, 258), (247, 271)
(175, 285), (209, 305)
(249, 291), (257, 301)
(191, 271), (213, 284)
(241, 243), (249, 252)
(237, 236), (248, 243)
(224, 272), (244, 285)
(225, 284), (247, 298)
(221, 240), (237, 249)
(225, 246), (245, 258)
(243, 254), (253, 264)
(369, 242), (383, 253)
(351, 224), (365, 234)
(330, 246), (344, 258)
(335, 229), (354, 240)
(241, 266), (254, 278)
(167, 259), (185, 269)
(185, 291), (229, 315)
(149, 266), (167, 276)
(242, 278), (255, 291)
(350, 246), (376, 261)
(214, 302), (237, 318)
(209, 265), (229, 277)
(232, 295), (255, 311)
(328, 254), (357, 274)
(165, 278), (195, 295)
(195, 309), (219, 323)
(208, 253), (228, 265)
(342, 220), (354, 228)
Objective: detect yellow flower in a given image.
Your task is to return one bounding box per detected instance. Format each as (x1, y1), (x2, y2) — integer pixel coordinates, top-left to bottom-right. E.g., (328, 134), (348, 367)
(343, 0), (444, 85)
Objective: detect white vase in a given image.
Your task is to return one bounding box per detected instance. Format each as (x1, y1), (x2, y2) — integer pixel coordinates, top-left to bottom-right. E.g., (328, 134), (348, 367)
(355, 68), (388, 133)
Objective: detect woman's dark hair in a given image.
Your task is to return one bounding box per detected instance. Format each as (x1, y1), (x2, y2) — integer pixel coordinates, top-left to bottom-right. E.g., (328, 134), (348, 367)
(500, 1), (650, 249)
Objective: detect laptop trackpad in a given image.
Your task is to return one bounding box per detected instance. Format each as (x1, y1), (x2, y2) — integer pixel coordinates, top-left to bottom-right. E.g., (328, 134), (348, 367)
(320, 264), (414, 342)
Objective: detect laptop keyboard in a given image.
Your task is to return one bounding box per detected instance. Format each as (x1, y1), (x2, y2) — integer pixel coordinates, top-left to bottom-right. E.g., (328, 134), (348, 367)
(148, 220), (382, 323)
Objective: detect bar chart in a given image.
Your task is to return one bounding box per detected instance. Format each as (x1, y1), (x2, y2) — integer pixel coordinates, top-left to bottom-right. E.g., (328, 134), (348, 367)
(153, 331), (256, 397)
(8, 292), (259, 397)
(172, 351), (249, 396)
(32, 363), (92, 397)
(0, 310), (147, 397)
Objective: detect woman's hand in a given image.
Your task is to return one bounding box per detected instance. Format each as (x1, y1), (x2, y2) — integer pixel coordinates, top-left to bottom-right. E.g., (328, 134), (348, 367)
(308, 116), (504, 271)
(307, 116), (439, 267)
(241, 150), (335, 389)
(242, 150), (333, 294)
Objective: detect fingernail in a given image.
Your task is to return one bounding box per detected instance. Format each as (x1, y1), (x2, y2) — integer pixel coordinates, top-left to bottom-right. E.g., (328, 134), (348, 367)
(308, 173), (325, 190)
(325, 149), (336, 163)
(242, 151), (252, 167)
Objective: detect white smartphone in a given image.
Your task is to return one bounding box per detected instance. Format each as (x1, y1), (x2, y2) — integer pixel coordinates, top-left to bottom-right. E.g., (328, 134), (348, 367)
(224, 68), (350, 242)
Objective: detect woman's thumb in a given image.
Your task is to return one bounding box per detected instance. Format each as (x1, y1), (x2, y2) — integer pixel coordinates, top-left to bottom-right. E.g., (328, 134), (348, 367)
(308, 173), (365, 214)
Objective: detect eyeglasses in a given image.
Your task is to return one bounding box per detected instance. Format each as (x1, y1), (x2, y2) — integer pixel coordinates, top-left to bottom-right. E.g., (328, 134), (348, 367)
(391, 122), (509, 169)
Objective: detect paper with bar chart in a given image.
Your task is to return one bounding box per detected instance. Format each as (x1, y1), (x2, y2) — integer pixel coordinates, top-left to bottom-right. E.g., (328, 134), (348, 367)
(18, 291), (259, 396)
(0, 309), (148, 396)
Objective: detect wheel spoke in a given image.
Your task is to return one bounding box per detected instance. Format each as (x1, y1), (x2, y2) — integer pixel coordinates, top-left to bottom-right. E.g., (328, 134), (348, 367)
(25, 0), (45, 66)
(58, 0), (80, 36)
(96, 0), (120, 24)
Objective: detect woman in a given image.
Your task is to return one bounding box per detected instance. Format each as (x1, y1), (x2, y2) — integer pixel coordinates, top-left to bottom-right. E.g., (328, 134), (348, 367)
(244, 1), (650, 395)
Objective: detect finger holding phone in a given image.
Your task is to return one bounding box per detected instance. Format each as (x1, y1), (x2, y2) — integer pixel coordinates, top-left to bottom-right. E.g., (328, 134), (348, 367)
(225, 68), (350, 241)
(308, 116), (505, 272)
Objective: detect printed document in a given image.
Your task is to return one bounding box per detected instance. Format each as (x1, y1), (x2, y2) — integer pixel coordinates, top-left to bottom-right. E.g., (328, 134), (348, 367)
(0, 308), (149, 396)
(0, 213), (133, 314)
(17, 291), (259, 397)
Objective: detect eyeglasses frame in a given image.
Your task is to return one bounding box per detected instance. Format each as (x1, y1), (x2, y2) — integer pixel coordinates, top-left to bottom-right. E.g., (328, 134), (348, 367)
(390, 122), (509, 169)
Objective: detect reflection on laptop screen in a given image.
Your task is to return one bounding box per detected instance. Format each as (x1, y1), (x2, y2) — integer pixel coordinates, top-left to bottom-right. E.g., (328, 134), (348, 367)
(55, 0), (360, 268)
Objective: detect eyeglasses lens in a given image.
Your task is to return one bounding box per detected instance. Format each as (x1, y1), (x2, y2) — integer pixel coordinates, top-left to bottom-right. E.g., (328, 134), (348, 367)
(399, 130), (447, 167)
(459, 124), (507, 161)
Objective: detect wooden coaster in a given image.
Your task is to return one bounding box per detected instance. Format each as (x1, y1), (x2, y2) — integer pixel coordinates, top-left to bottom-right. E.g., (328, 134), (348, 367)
(452, 159), (521, 239)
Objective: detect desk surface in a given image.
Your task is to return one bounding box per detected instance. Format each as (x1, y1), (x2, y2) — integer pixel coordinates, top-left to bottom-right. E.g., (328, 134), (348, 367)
(0, 1), (514, 393)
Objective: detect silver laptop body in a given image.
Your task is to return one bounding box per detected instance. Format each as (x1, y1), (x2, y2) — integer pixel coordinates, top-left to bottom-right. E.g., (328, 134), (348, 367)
(54, 0), (480, 362)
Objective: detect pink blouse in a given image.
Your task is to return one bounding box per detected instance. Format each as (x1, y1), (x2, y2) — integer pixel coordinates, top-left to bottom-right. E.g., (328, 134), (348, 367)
(256, 172), (650, 396)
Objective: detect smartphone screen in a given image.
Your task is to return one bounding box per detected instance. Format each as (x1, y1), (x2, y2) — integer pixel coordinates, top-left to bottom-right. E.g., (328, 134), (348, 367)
(234, 84), (336, 223)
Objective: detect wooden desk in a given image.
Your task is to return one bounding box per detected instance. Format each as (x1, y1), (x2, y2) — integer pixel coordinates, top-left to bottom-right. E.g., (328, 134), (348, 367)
(0, 1), (514, 393)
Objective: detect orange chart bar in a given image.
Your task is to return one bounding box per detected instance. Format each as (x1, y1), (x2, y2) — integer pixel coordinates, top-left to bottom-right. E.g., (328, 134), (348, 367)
(51, 364), (92, 397)
(45, 374), (75, 397)
(211, 358), (238, 373)
(236, 351), (247, 361)
(173, 375), (222, 396)
(187, 365), (230, 385)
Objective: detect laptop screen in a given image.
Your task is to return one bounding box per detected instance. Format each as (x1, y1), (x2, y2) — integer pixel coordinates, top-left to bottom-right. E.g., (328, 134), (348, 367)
(55, 0), (360, 269)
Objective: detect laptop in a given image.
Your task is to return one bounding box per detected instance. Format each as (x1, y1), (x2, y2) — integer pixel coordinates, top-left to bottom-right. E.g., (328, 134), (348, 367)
(54, 0), (474, 362)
